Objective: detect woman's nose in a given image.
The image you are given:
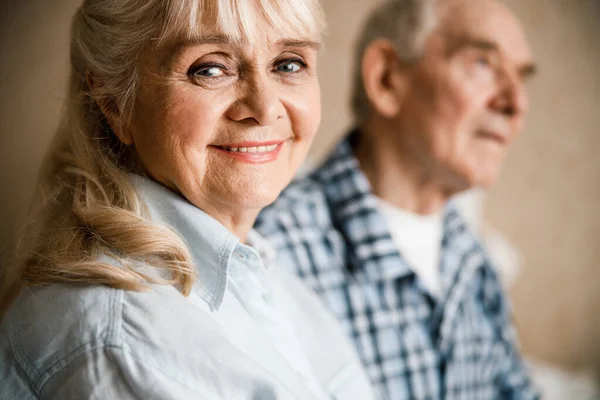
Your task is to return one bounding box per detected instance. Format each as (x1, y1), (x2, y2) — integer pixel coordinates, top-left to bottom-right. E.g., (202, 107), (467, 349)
(227, 75), (285, 126)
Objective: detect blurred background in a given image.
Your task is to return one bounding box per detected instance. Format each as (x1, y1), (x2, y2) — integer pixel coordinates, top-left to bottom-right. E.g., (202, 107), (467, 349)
(0, 0), (599, 398)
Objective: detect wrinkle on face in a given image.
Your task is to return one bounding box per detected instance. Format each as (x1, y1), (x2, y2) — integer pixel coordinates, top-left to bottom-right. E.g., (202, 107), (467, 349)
(121, 25), (321, 238)
(392, 0), (535, 190)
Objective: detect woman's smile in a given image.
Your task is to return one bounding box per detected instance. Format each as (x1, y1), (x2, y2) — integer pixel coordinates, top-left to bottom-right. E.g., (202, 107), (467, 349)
(211, 140), (287, 164)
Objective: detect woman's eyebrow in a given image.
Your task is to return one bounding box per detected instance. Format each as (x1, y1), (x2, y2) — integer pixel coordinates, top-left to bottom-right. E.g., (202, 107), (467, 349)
(159, 36), (321, 70)
(274, 39), (321, 50)
(159, 34), (237, 70)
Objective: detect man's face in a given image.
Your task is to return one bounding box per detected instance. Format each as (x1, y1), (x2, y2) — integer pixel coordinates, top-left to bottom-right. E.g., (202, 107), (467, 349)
(394, 0), (536, 190)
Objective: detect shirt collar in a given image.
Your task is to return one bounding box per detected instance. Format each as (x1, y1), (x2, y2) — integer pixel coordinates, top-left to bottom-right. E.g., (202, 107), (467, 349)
(310, 129), (471, 283)
(246, 229), (278, 268)
(310, 130), (415, 282)
(130, 174), (239, 311)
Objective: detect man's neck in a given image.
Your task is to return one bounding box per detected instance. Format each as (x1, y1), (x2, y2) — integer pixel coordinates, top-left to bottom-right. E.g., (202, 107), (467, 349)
(353, 122), (453, 216)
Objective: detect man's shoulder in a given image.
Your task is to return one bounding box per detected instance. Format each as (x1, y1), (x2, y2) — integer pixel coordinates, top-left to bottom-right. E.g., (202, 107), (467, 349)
(258, 173), (334, 233)
(273, 173), (327, 208)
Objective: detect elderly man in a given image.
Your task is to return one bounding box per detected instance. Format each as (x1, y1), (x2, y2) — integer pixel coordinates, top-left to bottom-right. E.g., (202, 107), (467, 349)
(256, 0), (539, 399)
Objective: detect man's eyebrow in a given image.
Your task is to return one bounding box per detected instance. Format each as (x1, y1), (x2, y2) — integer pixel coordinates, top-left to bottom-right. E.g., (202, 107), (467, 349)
(520, 63), (537, 80)
(447, 36), (538, 79)
(447, 37), (499, 57)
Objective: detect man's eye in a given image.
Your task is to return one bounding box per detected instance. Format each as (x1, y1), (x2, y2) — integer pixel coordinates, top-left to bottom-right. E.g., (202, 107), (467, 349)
(276, 59), (306, 73)
(192, 65), (226, 77)
(476, 55), (491, 67)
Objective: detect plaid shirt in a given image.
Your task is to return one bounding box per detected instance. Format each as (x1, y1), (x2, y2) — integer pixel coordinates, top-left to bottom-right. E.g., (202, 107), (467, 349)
(256, 132), (539, 400)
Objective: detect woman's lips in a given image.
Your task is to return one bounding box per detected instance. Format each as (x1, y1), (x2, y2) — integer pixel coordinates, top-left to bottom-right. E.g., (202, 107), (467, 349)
(211, 141), (285, 163)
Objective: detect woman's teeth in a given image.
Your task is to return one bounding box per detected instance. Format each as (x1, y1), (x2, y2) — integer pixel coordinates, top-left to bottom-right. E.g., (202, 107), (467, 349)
(220, 144), (278, 153)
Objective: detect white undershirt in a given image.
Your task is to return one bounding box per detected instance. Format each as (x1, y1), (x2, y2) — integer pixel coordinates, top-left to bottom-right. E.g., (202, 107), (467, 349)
(376, 197), (444, 297)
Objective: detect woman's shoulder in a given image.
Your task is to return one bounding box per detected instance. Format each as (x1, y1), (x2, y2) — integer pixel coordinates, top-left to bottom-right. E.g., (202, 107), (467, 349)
(0, 280), (225, 392)
(0, 281), (309, 399)
(2, 283), (119, 356)
(0, 283), (123, 395)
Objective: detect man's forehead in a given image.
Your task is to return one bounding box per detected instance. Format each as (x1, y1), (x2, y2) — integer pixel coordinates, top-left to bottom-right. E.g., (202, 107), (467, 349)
(438, 0), (533, 62)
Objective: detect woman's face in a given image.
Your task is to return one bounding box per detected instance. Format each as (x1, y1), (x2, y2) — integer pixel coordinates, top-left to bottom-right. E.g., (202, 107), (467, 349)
(121, 28), (321, 223)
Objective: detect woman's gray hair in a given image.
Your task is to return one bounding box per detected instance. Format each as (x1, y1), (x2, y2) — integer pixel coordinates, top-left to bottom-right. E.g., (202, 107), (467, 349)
(351, 0), (438, 124)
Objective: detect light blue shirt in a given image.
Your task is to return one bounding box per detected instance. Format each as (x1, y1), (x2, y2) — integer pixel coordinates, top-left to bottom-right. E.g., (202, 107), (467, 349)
(0, 175), (374, 400)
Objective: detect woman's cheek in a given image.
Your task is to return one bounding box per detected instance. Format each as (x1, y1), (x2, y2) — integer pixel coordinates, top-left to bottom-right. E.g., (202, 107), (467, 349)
(290, 84), (321, 141)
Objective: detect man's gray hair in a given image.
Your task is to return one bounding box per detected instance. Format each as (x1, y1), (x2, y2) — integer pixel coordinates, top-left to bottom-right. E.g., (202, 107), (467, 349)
(351, 0), (439, 124)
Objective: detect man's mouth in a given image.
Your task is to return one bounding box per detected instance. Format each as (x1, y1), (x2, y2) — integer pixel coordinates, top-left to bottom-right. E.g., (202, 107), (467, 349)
(476, 130), (508, 145)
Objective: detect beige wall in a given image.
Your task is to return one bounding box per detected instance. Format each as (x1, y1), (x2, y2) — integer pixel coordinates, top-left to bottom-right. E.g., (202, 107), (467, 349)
(1, 0), (599, 376)
(486, 0), (600, 373)
(0, 0), (77, 257)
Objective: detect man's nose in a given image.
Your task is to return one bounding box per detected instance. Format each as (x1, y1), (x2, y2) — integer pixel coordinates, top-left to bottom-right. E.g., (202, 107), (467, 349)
(489, 73), (529, 118)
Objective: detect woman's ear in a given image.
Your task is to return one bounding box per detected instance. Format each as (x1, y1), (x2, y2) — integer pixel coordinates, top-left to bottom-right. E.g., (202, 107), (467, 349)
(361, 39), (408, 119)
(86, 72), (134, 145)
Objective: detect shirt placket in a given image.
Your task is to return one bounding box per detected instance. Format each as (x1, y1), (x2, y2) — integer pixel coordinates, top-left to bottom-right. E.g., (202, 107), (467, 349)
(228, 247), (324, 397)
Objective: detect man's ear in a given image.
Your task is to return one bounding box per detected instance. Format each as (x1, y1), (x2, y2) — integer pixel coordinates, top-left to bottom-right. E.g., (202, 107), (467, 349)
(361, 39), (408, 119)
(86, 72), (134, 145)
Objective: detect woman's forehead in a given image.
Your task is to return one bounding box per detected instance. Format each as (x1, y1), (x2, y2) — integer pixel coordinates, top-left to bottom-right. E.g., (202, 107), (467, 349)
(170, 28), (321, 49)
(156, 0), (324, 48)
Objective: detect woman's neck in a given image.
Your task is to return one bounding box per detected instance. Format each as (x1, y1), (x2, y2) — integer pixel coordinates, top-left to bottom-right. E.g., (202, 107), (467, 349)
(200, 202), (260, 243)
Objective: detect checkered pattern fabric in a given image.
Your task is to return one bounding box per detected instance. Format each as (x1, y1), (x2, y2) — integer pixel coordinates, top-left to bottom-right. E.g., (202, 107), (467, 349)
(256, 132), (539, 400)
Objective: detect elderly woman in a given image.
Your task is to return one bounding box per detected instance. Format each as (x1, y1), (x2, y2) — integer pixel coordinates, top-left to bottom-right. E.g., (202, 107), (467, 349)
(0, 0), (375, 399)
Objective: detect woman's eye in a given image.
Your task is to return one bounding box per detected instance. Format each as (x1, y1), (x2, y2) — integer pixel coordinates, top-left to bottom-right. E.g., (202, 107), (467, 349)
(192, 65), (226, 78)
(276, 60), (305, 74)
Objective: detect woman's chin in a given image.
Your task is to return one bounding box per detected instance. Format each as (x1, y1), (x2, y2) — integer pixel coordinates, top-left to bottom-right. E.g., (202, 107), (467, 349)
(233, 189), (283, 211)
(218, 174), (292, 211)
